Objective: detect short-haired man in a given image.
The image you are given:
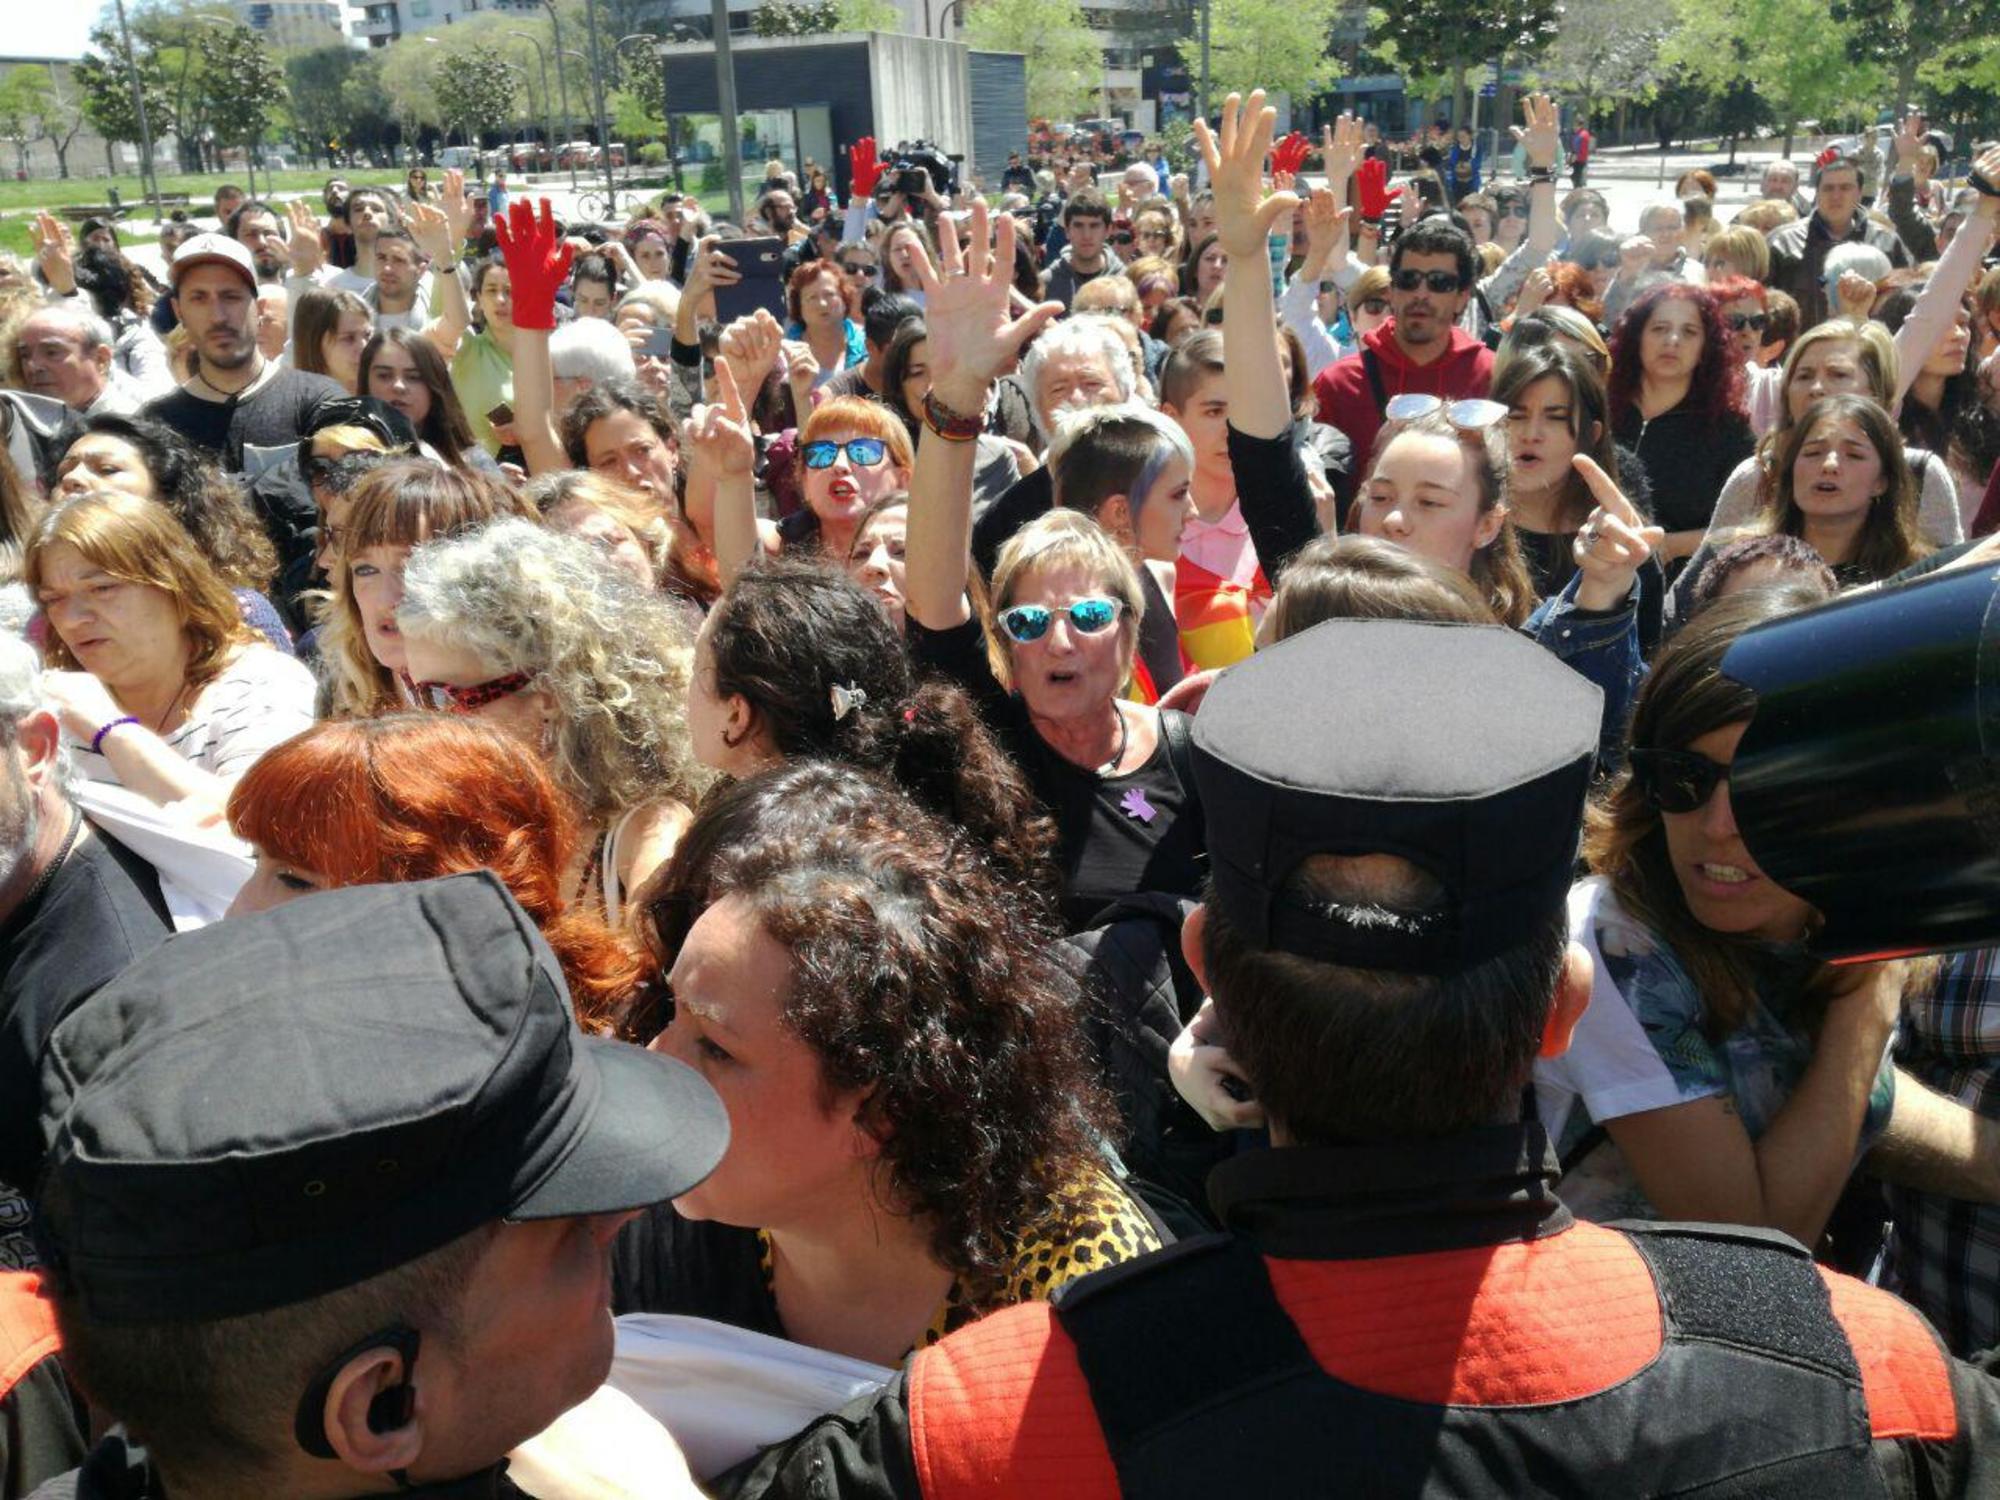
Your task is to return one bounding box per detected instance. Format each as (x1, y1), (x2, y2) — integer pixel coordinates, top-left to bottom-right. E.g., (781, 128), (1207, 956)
(711, 620), (2000, 1499)
(145, 234), (347, 471)
(1762, 158), (1812, 218)
(1311, 218), (1494, 480)
(1043, 189), (1123, 311)
(0, 634), (168, 1247)
(758, 187), (804, 245)
(227, 199), (292, 283)
(211, 182), (246, 227)
(1767, 154), (1912, 329)
(30, 872), (724, 1499)
(820, 289), (922, 402)
(12, 306), (140, 416)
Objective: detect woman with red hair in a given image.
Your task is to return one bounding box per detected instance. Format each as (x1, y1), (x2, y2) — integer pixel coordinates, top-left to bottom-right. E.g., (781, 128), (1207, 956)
(225, 714), (649, 1034)
(1607, 282), (1754, 571)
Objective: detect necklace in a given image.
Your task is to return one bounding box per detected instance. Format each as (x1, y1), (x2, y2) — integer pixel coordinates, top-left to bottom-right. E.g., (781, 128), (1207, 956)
(190, 354), (263, 401)
(150, 680), (191, 735)
(1097, 704), (1130, 778)
(11, 810), (82, 921)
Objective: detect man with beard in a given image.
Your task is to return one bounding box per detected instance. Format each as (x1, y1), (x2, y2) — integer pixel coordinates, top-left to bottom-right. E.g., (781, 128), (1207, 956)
(226, 201), (292, 283)
(0, 634), (169, 1255)
(143, 235), (346, 473)
(1311, 218), (1494, 482)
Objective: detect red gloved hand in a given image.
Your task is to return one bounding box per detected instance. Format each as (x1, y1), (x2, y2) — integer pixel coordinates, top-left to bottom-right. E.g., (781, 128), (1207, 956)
(1816, 144), (1840, 169)
(492, 198), (572, 332)
(1271, 132), (1311, 179)
(1356, 158), (1404, 222)
(850, 137), (884, 198)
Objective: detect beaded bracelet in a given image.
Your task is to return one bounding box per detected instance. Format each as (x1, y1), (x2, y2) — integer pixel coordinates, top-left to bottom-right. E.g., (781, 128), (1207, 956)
(922, 388), (984, 443)
(91, 716), (140, 754)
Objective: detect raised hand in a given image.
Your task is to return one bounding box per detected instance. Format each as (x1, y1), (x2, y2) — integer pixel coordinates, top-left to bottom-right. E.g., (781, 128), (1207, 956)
(1320, 113), (1365, 190)
(1516, 260), (1556, 317)
(717, 308), (783, 405)
(681, 235), (740, 301)
(916, 199), (1062, 414)
(1512, 92), (1560, 172)
(682, 359), (755, 478)
(491, 198), (573, 332)
(286, 199), (325, 276)
(1301, 187), (1352, 261)
(1970, 144), (2000, 217)
(1835, 269), (1876, 318)
(1355, 157), (1403, 224)
(1570, 454), (1664, 612)
(30, 212), (74, 294)
(439, 168), (474, 254)
(1617, 235), (1654, 280)
(1270, 130), (1312, 180)
(780, 338), (821, 416)
(849, 136), (884, 199)
(1194, 90), (1300, 259)
(406, 199), (455, 266)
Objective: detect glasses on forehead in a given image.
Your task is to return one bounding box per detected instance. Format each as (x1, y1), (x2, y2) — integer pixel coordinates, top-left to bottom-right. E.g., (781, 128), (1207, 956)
(997, 597), (1122, 644)
(413, 672), (534, 714)
(1627, 748), (1730, 814)
(1383, 394), (1509, 432)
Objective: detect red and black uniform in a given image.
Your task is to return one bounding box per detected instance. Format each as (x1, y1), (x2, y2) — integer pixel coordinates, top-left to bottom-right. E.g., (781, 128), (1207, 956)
(1, 1272), (87, 1500)
(714, 1126), (2000, 1498)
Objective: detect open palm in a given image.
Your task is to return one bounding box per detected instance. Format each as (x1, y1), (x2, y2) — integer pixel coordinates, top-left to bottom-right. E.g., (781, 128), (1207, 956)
(918, 202), (1061, 411)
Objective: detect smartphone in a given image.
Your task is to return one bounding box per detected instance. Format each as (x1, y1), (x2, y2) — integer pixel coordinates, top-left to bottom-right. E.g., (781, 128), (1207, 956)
(636, 326), (675, 359)
(713, 236), (789, 324)
(485, 402), (514, 428)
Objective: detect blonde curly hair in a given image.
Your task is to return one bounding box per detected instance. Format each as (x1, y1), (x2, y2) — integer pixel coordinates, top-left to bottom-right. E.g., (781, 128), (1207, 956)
(397, 518), (707, 822)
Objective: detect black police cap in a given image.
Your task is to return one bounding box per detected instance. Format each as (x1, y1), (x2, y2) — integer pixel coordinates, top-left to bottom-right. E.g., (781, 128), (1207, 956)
(1191, 620), (1601, 974)
(35, 872), (727, 1324)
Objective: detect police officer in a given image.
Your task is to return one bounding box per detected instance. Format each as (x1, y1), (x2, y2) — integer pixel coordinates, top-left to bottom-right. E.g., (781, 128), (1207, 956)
(26, 872), (727, 1499)
(715, 618), (2000, 1497)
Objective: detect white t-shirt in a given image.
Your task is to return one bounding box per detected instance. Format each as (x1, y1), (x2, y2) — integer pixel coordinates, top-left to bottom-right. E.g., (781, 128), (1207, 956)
(73, 644), (316, 787)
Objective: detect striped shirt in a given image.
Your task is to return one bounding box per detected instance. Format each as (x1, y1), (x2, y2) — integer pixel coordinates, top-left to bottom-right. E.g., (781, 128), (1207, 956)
(72, 645), (316, 788)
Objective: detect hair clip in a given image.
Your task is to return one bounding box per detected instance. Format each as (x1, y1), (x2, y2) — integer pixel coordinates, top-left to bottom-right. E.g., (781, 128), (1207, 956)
(831, 682), (868, 722)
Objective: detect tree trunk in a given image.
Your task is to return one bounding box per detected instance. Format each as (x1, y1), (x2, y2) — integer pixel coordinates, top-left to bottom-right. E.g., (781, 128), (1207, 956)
(1615, 98), (1628, 148)
(1781, 119), (1794, 160)
(1451, 58), (1468, 129)
(1894, 53), (1916, 115)
(53, 143), (69, 178)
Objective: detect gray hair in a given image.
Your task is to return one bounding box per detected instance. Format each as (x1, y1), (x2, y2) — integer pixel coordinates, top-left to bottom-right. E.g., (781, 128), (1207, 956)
(614, 280), (680, 327)
(19, 303), (114, 357)
(0, 628), (71, 790)
(1824, 242), (1892, 297)
(397, 519), (707, 822)
(550, 317), (636, 384)
(1021, 315), (1139, 438)
(1638, 201), (1684, 235)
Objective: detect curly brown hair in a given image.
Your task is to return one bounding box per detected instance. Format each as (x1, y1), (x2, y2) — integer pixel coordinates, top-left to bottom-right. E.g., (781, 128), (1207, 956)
(704, 555), (1057, 889)
(635, 760), (1111, 1294)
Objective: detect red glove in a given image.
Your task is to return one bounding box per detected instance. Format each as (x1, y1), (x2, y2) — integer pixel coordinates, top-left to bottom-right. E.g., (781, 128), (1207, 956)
(1271, 132), (1311, 179)
(1816, 145), (1840, 169)
(850, 137), (884, 198)
(491, 198), (573, 332)
(1356, 158), (1403, 222)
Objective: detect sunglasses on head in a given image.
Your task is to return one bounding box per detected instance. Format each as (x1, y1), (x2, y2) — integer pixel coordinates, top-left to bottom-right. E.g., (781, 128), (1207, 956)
(803, 438), (888, 469)
(1392, 269), (1465, 294)
(1627, 747), (1730, 814)
(1725, 312), (1769, 332)
(997, 596), (1122, 644)
(1384, 393), (1509, 432)
(413, 671), (534, 714)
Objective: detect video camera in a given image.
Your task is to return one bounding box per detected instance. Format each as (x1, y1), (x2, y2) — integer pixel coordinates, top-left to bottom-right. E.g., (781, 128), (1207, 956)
(1723, 561), (1999, 962)
(883, 140), (962, 200)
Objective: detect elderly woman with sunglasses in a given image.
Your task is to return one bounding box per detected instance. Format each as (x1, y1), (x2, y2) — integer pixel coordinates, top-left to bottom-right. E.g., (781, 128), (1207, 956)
(395, 518), (707, 926)
(901, 202), (1206, 931)
(1533, 593), (2000, 1253)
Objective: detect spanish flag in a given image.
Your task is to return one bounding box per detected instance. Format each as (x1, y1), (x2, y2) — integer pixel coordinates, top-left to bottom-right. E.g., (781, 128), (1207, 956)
(1175, 553), (1270, 671)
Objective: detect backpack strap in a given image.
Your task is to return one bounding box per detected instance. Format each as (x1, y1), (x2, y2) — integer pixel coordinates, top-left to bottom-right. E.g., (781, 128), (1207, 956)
(1157, 709), (1205, 853)
(1362, 346), (1390, 416)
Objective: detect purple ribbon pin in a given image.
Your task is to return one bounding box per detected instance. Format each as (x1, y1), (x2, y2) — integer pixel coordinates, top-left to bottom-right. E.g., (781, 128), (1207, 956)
(1120, 787), (1158, 824)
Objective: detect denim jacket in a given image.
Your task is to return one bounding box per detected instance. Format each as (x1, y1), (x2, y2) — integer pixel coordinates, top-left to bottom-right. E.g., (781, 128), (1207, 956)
(1525, 571), (1643, 771)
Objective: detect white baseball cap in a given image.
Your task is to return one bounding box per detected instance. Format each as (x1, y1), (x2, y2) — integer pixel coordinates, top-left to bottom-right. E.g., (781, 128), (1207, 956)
(169, 232), (258, 290)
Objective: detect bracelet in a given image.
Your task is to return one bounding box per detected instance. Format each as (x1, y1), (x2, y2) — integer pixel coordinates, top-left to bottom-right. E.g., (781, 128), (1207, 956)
(1526, 167), (1555, 184)
(1970, 169), (2000, 199)
(922, 388), (985, 443)
(91, 716), (139, 754)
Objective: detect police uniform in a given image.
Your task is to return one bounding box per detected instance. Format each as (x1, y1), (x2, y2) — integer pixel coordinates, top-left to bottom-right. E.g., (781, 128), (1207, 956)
(24, 874), (729, 1500)
(714, 620), (2000, 1498)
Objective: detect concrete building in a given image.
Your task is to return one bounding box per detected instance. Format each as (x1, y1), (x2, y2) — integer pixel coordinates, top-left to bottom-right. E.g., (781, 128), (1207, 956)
(352, 0), (543, 48)
(232, 0), (346, 50)
(0, 57), (121, 181)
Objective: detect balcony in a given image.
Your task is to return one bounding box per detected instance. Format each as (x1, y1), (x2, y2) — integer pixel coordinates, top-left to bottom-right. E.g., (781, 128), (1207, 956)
(354, 6), (401, 38)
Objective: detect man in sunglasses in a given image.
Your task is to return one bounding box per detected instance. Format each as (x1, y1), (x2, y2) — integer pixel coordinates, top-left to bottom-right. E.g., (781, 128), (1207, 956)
(711, 619), (2000, 1499)
(1311, 217), (1495, 484)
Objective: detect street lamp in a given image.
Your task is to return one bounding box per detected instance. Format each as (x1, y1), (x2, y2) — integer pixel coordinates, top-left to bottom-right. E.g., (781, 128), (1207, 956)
(501, 61), (534, 167)
(578, 0), (619, 215)
(929, 0), (967, 37)
(109, 0), (161, 223)
(508, 30), (557, 174)
(536, 0), (580, 193)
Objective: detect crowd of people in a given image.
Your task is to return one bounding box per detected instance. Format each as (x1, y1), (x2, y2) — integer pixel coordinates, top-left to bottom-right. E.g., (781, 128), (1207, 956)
(0, 80), (1997, 1498)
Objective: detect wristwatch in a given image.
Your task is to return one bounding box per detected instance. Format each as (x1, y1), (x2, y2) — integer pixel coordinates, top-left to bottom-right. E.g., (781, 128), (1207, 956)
(1526, 167), (1556, 184)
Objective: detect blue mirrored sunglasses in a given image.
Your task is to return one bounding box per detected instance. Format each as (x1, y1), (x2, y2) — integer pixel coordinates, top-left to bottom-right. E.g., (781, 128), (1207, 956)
(997, 597), (1122, 644)
(802, 438), (888, 470)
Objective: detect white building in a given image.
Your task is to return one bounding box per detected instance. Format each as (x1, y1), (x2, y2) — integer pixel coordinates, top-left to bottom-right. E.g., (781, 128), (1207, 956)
(351, 0), (542, 48)
(232, 0), (346, 49)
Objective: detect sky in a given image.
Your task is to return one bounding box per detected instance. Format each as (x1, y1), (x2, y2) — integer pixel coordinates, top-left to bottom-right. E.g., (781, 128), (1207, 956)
(9, 5), (107, 61)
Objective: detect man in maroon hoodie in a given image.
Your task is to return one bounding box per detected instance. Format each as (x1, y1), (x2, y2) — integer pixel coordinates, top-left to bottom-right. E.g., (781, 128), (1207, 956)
(1312, 218), (1493, 489)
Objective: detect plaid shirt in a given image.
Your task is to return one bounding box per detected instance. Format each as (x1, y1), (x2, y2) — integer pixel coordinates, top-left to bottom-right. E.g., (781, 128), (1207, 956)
(1890, 946), (2000, 1355)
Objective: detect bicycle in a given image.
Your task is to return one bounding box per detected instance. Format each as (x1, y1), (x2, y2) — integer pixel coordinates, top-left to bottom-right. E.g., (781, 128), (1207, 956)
(572, 188), (622, 222)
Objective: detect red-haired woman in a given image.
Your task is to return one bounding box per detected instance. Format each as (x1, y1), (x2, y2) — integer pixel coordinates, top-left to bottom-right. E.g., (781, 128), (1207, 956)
(225, 714), (650, 1034)
(1607, 282), (1755, 570)
(784, 259), (863, 390)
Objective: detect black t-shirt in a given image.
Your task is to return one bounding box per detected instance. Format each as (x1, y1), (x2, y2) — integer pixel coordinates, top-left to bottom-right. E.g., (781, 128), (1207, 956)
(0, 825), (171, 1201)
(143, 367), (348, 473)
(610, 1207), (777, 1333)
(907, 614), (1204, 931)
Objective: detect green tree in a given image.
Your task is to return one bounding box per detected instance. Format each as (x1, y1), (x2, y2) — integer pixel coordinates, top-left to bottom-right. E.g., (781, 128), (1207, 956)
(965, 0), (1101, 120)
(1832, 0), (2000, 115)
(434, 41), (517, 148)
(0, 68), (53, 177)
(752, 0), (899, 33)
(1368, 0), (1561, 126)
(1527, 0), (1669, 121)
(74, 23), (170, 174)
(286, 45), (362, 166)
(199, 22), (287, 164)
(1206, 0), (1342, 103)
(1663, 0), (1880, 151)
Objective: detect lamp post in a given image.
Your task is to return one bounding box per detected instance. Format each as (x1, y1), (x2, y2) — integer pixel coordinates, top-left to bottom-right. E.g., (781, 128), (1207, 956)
(109, 0), (160, 222)
(580, 0), (619, 214)
(929, 0), (967, 37)
(508, 30), (556, 174)
(711, 0), (744, 226)
(502, 61), (534, 169)
(538, 0), (580, 193)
